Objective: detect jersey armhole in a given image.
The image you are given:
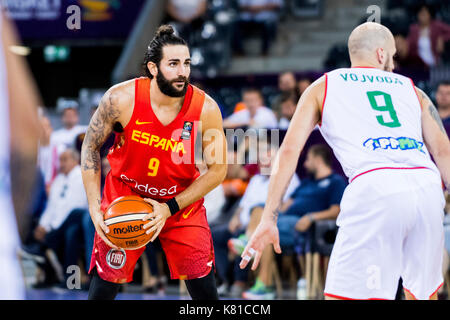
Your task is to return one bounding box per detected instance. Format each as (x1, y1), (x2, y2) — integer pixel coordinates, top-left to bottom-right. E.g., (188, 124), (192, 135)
(410, 78), (423, 111)
(121, 77), (148, 132)
(319, 73), (328, 127)
(191, 86), (206, 119)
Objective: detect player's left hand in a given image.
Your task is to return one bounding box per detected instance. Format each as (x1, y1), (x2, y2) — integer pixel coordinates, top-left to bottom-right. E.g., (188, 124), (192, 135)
(239, 217), (281, 271)
(142, 198), (171, 242)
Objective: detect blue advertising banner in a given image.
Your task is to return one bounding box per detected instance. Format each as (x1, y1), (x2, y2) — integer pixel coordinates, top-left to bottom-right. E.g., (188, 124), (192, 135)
(1, 0), (146, 41)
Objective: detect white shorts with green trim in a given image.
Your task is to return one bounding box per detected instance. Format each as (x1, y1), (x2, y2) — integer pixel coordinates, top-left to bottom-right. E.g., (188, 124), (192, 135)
(324, 168), (445, 300)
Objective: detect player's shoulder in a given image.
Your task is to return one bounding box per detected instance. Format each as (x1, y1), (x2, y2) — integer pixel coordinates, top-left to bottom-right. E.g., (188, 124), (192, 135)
(102, 78), (136, 110)
(304, 74), (326, 95)
(299, 74), (327, 107)
(200, 92), (222, 118)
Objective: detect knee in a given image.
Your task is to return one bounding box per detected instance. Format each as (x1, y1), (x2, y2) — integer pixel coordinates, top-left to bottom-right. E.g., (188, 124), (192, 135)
(185, 269), (218, 300)
(88, 270), (121, 300)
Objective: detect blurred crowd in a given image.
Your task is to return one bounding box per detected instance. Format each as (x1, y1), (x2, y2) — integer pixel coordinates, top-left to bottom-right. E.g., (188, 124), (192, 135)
(392, 4), (450, 72)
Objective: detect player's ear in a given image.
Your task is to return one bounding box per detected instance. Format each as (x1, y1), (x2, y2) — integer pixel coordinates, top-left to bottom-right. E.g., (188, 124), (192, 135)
(147, 61), (158, 78)
(376, 47), (385, 65)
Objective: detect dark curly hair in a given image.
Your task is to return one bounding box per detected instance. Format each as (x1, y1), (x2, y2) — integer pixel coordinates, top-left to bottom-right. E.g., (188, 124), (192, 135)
(142, 25), (187, 79)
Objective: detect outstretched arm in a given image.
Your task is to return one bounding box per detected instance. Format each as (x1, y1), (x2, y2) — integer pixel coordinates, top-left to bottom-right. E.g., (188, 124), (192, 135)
(240, 76), (324, 270)
(3, 14), (41, 242)
(416, 87), (450, 191)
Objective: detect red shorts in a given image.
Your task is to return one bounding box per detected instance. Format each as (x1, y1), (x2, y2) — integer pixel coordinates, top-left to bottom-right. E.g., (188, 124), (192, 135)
(89, 175), (215, 284)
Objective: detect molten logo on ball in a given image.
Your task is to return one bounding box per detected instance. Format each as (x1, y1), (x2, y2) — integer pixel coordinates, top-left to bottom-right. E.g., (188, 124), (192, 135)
(113, 224), (144, 234)
(106, 248), (126, 269)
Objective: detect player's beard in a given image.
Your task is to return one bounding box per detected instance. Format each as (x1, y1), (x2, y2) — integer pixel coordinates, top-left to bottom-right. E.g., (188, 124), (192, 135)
(156, 68), (189, 98)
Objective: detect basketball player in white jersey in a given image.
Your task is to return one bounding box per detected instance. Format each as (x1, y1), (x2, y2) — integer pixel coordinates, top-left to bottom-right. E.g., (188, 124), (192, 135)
(239, 22), (450, 300)
(0, 13), (40, 299)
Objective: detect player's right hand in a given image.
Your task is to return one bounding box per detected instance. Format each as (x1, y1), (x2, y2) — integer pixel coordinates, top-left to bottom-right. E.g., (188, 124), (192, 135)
(90, 208), (118, 249)
(239, 217), (281, 271)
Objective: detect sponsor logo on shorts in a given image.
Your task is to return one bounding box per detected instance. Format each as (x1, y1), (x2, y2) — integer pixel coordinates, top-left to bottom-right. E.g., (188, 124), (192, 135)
(363, 136), (425, 154)
(106, 248), (126, 270)
(182, 207), (194, 219)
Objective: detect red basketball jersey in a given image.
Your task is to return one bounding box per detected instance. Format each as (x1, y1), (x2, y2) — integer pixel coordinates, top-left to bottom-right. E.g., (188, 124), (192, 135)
(101, 77), (205, 211)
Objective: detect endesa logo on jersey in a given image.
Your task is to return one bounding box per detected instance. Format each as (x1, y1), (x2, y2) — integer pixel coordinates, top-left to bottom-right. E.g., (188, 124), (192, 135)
(120, 174), (177, 196)
(363, 136), (425, 154)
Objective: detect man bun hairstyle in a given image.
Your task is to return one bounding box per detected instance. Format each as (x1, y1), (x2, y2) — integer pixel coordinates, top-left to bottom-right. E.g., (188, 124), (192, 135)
(143, 24), (187, 79)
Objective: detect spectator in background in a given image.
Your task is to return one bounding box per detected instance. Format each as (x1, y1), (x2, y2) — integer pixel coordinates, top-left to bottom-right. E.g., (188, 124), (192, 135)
(271, 71), (297, 119)
(230, 144), (346, 299)
(223, 88), (278, 129)
(278, 91), (298, 129)
(297, 76), (312, 96)
(394, 31), (428, 71)
(20, 149), (94, 288)
(436, 80), (450, 125)
(407, 4), (450, 68)
(212, 140), (300, 297)
(37, 108), (58, 190)
(222, 150), (250, 201)
(197, 161), (226, 225)
(51, 100), (87, 158)
(233, 0), (283, 56)
(165, 0), (208, 45)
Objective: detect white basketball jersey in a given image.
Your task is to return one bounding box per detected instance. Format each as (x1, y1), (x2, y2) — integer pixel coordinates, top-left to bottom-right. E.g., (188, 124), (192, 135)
(319, 67), (440, 182)
(0, 15), (25, 299)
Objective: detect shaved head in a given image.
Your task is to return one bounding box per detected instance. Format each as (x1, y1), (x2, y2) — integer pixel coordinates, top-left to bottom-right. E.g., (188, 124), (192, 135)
(348, 22), (396, 71)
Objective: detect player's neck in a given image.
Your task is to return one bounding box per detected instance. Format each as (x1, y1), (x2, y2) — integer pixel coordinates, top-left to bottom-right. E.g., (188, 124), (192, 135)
(351, 61), (379, 69)
(150, 79), (184, 108)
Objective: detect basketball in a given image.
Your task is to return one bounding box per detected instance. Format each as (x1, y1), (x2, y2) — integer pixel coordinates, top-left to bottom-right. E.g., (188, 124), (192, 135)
(104, 195), (155, 250)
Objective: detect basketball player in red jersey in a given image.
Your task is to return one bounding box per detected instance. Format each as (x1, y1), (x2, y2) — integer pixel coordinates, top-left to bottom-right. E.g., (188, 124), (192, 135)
(81, 25), (227, 300)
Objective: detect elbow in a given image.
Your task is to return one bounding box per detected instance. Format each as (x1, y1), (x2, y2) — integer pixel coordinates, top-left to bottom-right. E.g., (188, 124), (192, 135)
(279, 143), (299, 160)
(431, 143), (450, 160)
(210, 163), (227, 187)
(218, 163), (228, 184)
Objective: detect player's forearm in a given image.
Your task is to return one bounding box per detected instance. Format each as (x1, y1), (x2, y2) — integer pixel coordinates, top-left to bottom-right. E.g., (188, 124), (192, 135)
(81, 145), (102, 211)
(3, 13), (41, 242)
(261, 145), (301, 223)
(433, 146), (450, 191)
(174, 163), (227, 211)
(10, 149), (38, 241)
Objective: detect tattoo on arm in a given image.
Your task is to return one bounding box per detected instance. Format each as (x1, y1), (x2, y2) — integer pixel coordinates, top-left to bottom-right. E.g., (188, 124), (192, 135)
(271, 210), (279, 222)
(428, 104), (446, 134)
(81, 92), (120, 173)
(418, 88), (446, 134)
